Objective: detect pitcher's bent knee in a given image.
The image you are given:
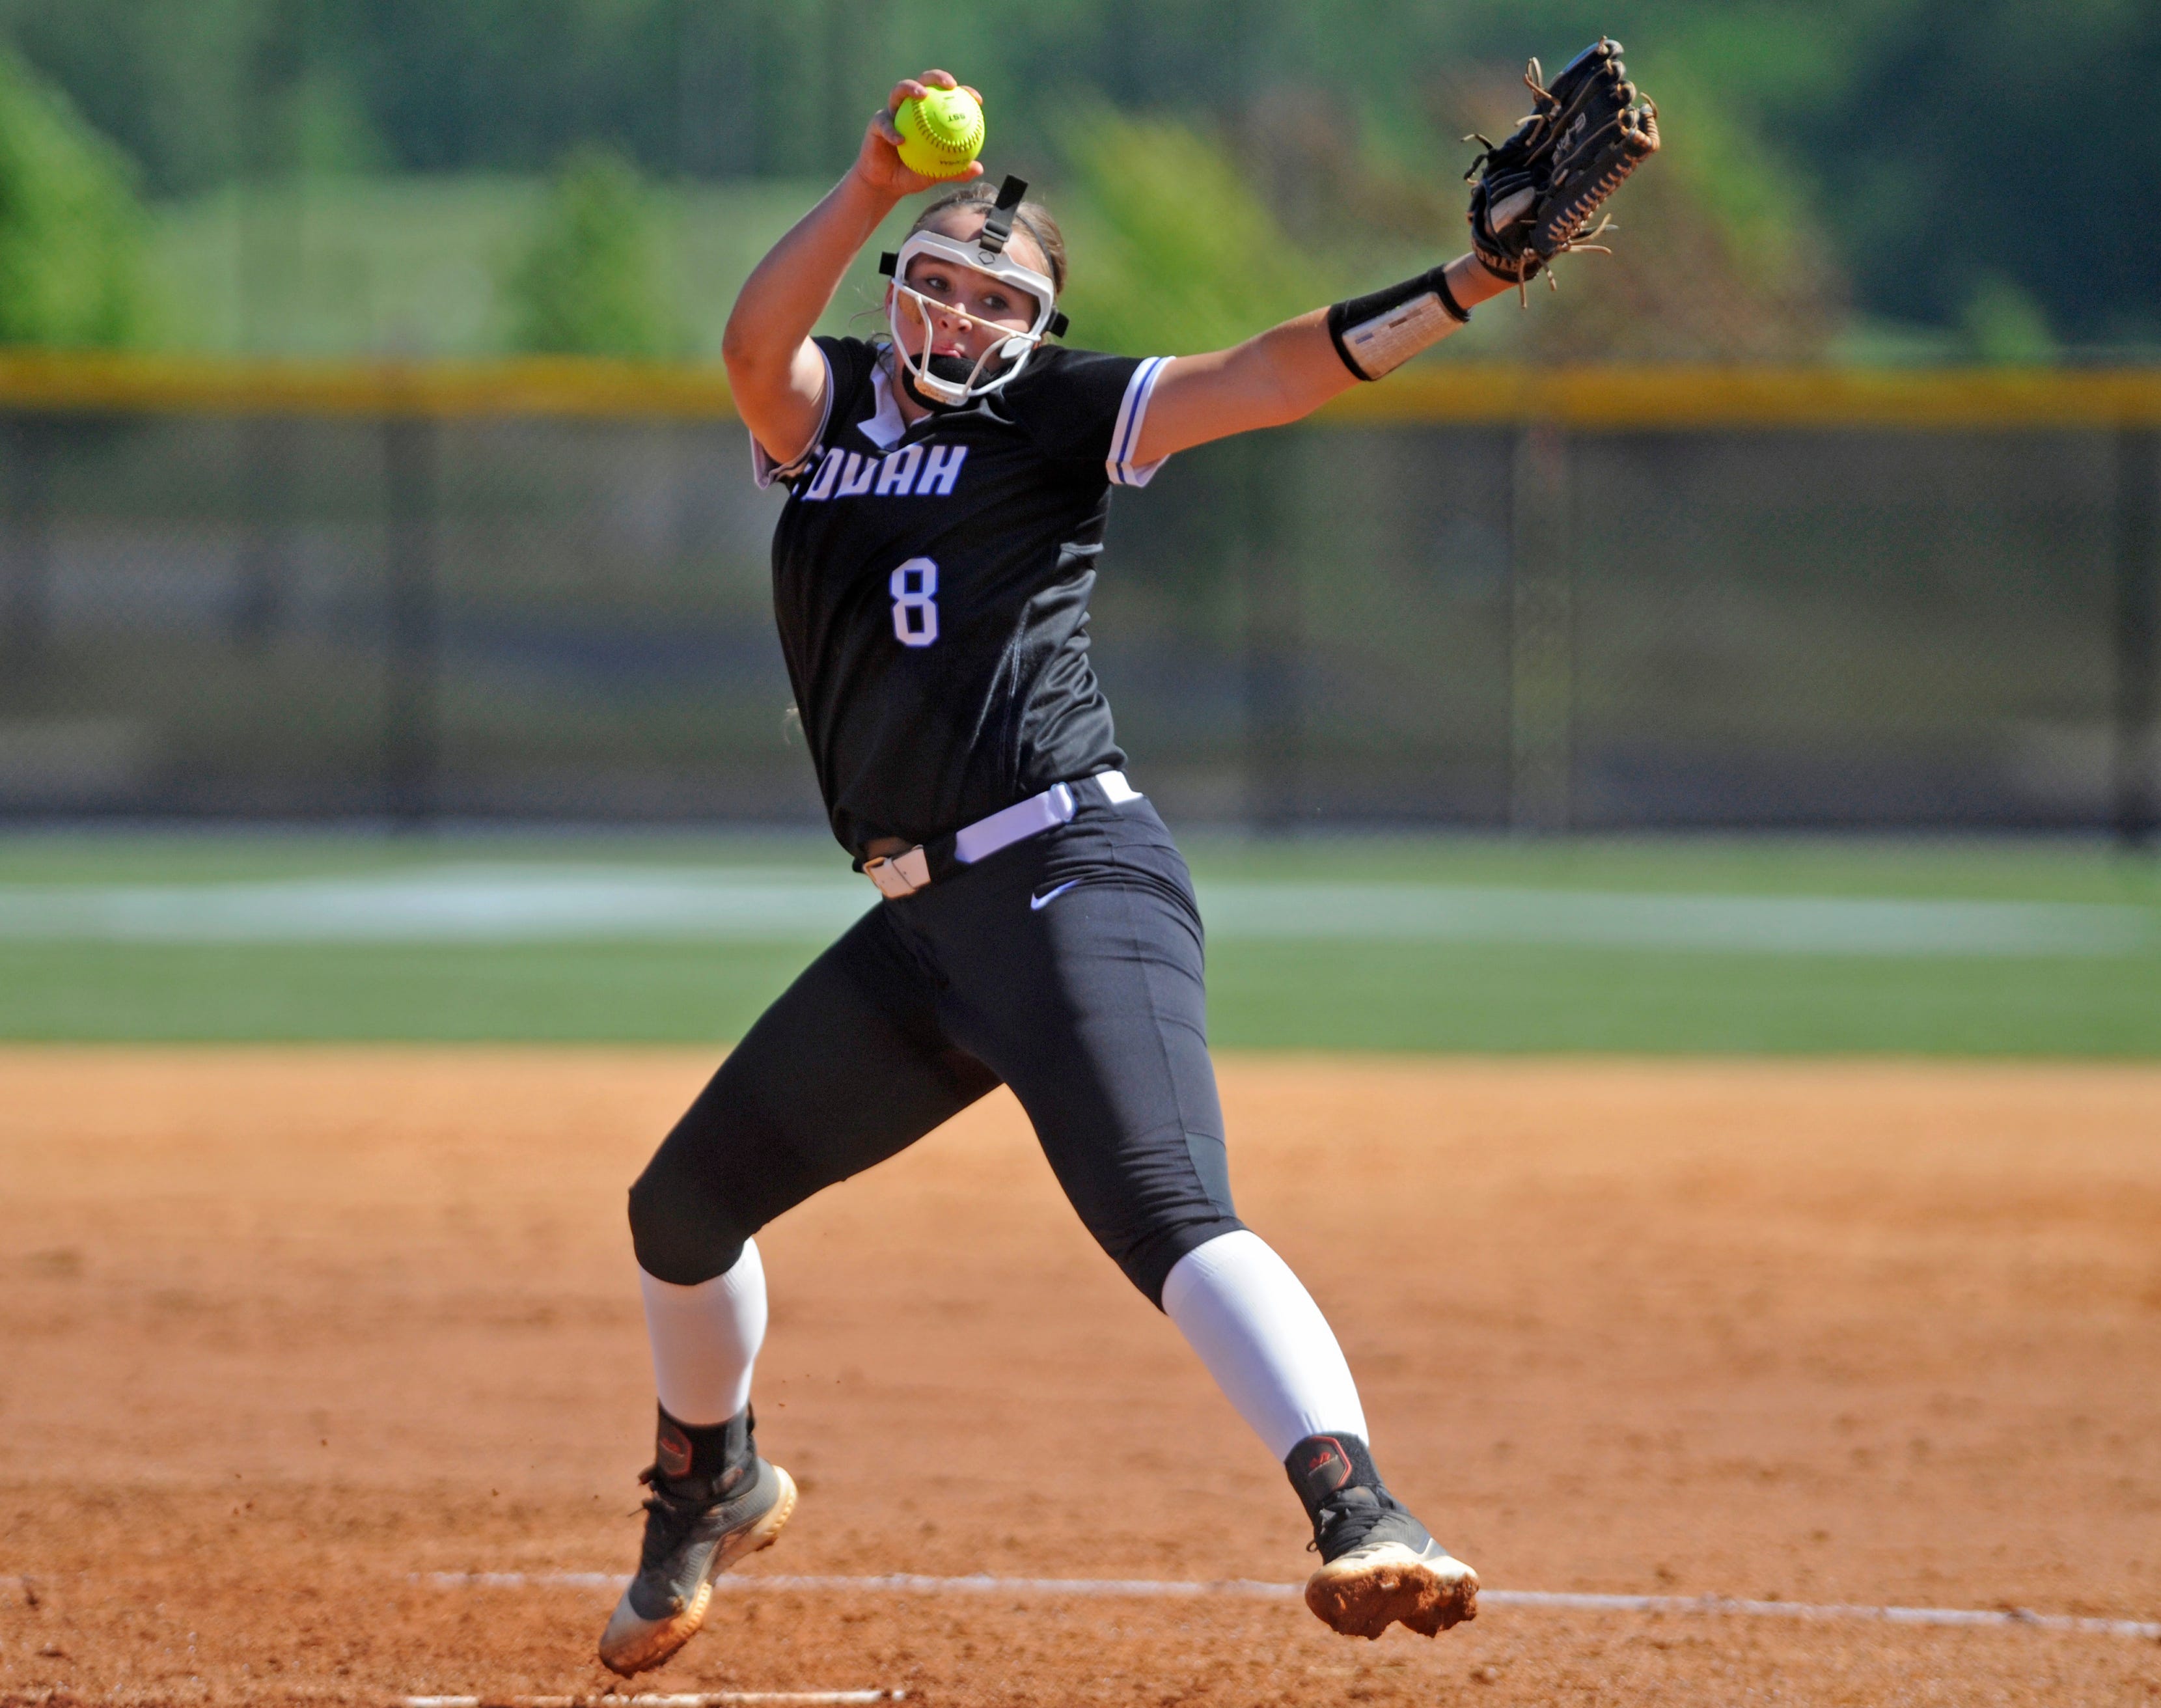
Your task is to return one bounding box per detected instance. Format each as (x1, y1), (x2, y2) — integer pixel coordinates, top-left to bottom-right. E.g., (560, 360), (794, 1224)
(1114, 1213), (1249, 1310)
(627, 1154), (750, 1288)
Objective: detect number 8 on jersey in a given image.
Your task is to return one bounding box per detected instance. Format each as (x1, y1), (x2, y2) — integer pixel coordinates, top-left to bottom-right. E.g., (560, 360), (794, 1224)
(890, 557), (939, 648)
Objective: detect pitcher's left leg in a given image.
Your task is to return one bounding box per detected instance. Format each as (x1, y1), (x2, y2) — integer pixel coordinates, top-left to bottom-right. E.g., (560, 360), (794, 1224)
(927, 811), (1475, 1638)
(924, 814), (1241, 1302)
(1165, 1233), (1478, 1638)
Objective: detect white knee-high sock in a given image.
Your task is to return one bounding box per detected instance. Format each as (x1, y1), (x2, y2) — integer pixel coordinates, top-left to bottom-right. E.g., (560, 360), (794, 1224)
(1162, 1229), (1369, 1461)
(638, 1240), (767, 1427)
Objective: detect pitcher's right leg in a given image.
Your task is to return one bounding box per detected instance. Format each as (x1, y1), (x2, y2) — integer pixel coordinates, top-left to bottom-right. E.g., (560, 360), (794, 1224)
(601, 904), (999, 1676)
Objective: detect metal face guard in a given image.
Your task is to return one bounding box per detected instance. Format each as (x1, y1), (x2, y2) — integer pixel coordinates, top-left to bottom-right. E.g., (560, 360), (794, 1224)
(879, 228), (1066, 406)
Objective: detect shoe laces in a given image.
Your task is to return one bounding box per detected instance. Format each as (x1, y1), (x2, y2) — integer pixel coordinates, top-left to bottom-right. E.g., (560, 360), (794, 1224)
(1306, 1483), (1398, 1557)
(633, 1463), (724, 1571)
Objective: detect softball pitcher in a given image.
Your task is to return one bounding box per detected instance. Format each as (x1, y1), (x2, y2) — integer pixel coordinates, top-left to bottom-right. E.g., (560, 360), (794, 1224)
(601, 56), (1655, 1674)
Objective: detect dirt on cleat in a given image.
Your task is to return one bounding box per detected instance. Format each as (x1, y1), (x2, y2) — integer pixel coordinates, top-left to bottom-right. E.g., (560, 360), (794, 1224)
(1304, 1542), (1479, 1640)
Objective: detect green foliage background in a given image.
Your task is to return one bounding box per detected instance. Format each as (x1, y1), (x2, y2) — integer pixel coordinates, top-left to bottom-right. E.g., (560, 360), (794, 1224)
(1053, 113), (1343, 359)
(0, 44), (143, 348)
(0, 0), (2151, 358)
(500, 145), (681, 358)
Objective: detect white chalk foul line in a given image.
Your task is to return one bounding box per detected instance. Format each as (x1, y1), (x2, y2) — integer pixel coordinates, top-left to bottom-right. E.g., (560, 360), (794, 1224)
(414, 1571), (2161, 1642)
(402, 1696), (899, 1707)
(1475, 1590), (2161, 1641)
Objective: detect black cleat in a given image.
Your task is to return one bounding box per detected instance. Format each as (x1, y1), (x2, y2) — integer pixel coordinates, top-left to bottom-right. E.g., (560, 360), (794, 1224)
(1287, 1432), (1478, 1640)
(597, 1406), (797, 1676)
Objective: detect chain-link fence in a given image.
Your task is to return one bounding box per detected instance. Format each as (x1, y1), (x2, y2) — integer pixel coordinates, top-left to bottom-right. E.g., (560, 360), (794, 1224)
(1, 367), (2154, 836)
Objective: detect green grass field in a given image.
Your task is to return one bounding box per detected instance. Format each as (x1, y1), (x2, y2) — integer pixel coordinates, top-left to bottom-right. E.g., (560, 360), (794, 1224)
(4, 832), (2154, 1054)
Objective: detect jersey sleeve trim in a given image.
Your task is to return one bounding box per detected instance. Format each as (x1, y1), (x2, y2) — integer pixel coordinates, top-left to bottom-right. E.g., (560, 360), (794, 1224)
(1107, 356), (1173, 489)
(751, 342), (836, 489)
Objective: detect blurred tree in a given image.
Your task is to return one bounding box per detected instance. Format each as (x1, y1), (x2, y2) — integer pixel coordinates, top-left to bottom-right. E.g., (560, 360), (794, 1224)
(0, 0), (2152, 355)
(285, 69), (391, 179)
(1138, 67), (1849, 365)
(1053, 113), (1341, 357)
(1959, 276), (2056, 367)
(1444, 66), (1847, 363)
(501, 144), (680, 357)
(0, 0), (256, 195)
(1818, 0), (2160, 350)
(0, 43), (146, 346)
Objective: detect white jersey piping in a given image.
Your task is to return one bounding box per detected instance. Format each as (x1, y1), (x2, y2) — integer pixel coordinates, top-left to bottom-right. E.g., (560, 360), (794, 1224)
(1107, 356), (1173, 488)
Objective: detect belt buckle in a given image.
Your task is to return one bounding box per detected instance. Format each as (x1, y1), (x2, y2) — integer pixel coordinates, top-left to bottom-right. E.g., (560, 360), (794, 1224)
(864, 846), (932, 899)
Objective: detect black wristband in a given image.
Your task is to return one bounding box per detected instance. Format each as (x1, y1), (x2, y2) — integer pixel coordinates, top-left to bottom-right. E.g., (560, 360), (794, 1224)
(1325, 265), (1472, 381)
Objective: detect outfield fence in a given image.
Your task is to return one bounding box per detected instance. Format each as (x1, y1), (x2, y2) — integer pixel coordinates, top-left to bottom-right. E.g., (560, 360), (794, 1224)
(1, 357), (2156, 837)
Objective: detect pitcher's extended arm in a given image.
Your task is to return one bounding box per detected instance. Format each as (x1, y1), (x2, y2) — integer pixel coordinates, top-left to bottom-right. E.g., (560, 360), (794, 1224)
(1133, 253), (1511, 465)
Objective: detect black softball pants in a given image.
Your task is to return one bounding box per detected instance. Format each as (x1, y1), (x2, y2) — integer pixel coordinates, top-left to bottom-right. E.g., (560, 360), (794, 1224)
(627, 793), (1246, 1308)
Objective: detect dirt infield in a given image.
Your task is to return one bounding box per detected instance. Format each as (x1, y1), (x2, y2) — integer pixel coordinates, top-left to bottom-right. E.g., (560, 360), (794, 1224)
(3, 1050), (2158, 1706)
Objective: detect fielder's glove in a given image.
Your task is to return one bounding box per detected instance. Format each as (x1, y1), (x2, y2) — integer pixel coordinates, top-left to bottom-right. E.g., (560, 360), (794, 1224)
(1466, 38), (1659, 291)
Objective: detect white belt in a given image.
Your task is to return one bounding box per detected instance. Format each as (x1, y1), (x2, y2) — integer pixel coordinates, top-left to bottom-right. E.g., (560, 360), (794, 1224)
(864, 770), (1141, 900)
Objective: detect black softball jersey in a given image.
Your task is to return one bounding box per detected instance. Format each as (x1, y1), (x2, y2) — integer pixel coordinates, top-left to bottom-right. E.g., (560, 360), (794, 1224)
(756, 335), (1173, 857)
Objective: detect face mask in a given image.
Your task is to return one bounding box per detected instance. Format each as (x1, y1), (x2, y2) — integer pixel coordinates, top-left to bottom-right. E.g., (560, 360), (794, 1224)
(876, 177), (1070, 407)
(899, 353), (984, 413)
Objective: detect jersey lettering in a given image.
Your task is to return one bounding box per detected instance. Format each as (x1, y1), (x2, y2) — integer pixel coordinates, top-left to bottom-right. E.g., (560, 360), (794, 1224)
(803, 448), (844, 501)
(917, 443), (968, 495)
(836, 452), (877, 498)
(771, 340), (1142, 854)
(890, 557), (939, 648)
(797, 443), (969, 504)
(875, 445), (924, 495)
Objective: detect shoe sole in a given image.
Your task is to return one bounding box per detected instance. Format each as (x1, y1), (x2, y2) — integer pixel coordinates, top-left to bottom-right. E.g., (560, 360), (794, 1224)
(597, 1464), (799, 1677)
(1305, 1542), (1479, 1640)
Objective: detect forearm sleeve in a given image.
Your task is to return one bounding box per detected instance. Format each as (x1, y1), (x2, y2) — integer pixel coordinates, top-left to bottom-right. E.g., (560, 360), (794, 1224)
(1325, 266), (1472, 381)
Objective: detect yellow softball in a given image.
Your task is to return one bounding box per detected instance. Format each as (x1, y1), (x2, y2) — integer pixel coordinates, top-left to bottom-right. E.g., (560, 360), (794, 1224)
(894, 86), (984, 179)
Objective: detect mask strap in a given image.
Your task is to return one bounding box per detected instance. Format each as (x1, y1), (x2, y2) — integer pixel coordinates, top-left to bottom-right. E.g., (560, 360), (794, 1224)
(977, 176), (1028, 257)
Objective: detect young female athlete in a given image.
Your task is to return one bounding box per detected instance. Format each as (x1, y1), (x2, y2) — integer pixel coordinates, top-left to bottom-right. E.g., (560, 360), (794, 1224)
(599, 66), (1603, 1675)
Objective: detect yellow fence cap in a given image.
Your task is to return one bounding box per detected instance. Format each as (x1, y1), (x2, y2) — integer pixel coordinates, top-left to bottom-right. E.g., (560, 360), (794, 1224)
(1, 352), (2158, 429)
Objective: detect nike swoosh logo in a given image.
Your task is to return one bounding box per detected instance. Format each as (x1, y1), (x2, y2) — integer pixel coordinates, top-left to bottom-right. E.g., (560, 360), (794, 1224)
(1029, 879), (1082, 912)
